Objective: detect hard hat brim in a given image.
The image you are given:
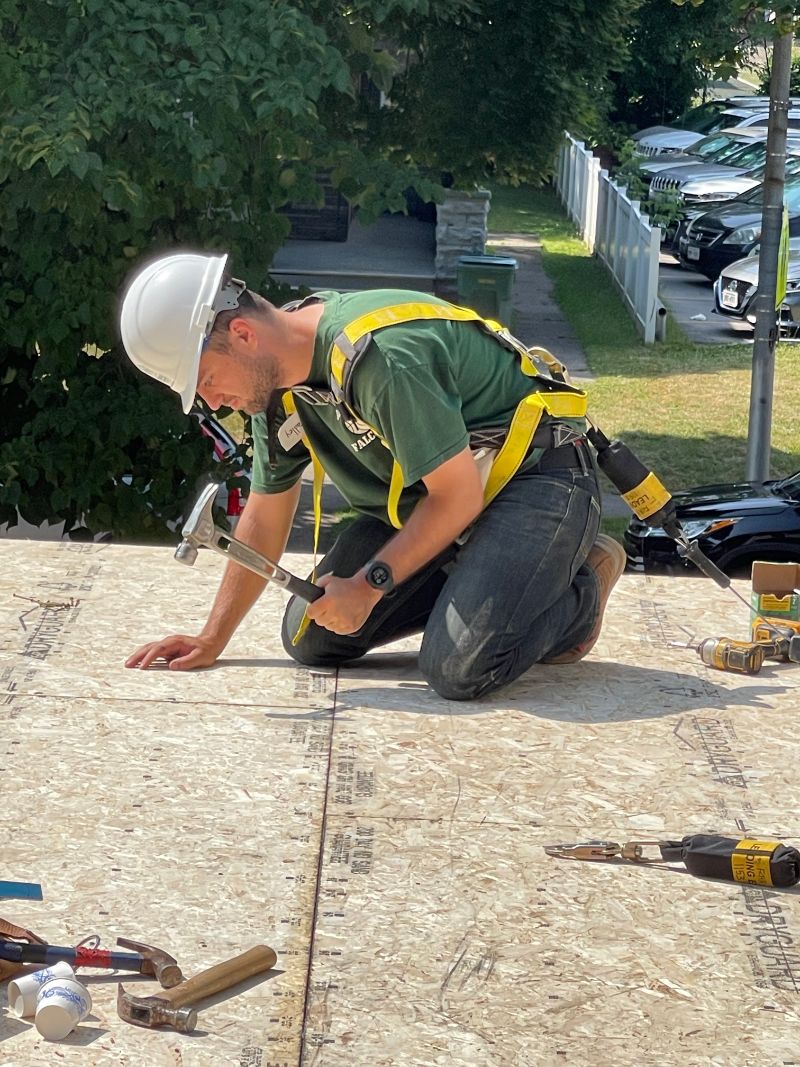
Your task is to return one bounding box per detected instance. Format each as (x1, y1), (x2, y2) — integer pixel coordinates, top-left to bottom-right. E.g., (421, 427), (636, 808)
(177, 255), (228, 414)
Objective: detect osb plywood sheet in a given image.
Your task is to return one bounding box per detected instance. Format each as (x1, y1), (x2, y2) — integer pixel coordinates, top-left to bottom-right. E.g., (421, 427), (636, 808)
(304, 817), (800, 1067)
(0, 690), (333, 1066)
(2, 542), (800, 1066)
(0, 542), (335, 709)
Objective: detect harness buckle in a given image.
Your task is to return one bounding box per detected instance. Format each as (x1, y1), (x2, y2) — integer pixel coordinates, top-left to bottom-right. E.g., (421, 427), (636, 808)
(551, 422), (584, 449)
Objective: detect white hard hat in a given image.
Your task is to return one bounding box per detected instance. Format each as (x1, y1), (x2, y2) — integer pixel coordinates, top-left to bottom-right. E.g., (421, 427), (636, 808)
(120, 251), (245, 413)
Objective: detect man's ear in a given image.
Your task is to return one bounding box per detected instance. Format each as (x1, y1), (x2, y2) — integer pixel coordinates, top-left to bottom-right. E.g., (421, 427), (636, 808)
(228, 315), (258, 349)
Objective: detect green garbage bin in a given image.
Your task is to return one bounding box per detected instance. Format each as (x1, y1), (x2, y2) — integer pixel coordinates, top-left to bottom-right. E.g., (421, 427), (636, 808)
(456, 254), (518, 325)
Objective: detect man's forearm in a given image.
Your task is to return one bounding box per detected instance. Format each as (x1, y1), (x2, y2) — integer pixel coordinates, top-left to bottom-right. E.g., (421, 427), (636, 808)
(369, 449), (485, 585)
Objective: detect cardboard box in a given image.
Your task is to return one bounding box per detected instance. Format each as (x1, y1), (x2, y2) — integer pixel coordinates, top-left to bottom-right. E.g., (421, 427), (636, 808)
(750, 562), (800, 633)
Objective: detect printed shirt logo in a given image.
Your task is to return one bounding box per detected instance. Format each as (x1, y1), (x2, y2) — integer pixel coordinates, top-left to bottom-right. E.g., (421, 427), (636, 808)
(351, 429), (377, 452)
(334, 409), (378, 450)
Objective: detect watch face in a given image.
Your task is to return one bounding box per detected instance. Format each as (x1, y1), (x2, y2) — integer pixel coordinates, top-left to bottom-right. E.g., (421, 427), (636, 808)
(369, 564), (391, 587)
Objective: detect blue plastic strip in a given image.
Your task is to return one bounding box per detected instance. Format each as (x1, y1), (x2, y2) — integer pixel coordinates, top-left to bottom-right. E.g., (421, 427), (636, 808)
(0, 880), (43, 901)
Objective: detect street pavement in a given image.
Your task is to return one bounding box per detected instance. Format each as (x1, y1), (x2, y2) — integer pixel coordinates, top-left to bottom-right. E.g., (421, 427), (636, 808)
(658, 250), (752, 344)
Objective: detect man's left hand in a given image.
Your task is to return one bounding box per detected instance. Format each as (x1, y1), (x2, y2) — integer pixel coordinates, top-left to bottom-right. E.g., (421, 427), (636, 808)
(305, 572), (383, 635)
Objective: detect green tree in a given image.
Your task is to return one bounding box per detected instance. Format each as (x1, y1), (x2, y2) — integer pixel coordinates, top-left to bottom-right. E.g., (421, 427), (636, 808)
(609, 0), (755, 131)
(0, 0), (455, 539)
(384, 0), (641, 186)
(759, 54), (800, 94)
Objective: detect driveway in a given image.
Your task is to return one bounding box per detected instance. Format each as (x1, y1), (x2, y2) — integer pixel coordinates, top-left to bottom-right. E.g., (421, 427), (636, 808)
(658, 251), (752, 344)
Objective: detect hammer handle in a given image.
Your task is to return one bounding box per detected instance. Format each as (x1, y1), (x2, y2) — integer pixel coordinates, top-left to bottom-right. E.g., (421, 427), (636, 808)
(285, 574), (324, 603)
(0, 938), (150, 974)
(161, 946), (277, 1008)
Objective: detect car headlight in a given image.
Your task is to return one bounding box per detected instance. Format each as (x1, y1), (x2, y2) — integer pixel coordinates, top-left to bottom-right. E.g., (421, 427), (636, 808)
(723, 226), (761, 246)
(678, 518), (739, 539)
(684, 191), (735, 203)
(634, 517), (738, 539)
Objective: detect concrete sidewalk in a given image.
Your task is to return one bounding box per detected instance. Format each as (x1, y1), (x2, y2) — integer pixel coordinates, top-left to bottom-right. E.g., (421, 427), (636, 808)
(487, 231), (591, 379)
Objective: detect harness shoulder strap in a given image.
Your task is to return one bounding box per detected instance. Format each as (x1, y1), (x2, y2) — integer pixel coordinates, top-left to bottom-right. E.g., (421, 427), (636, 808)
(282, 391), (325, 646)
(325, 300), (589, 526)
(330, 301), (585, 407)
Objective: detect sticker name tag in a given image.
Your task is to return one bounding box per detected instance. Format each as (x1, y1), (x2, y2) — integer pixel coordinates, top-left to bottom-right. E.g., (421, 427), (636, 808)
(278, 412), (305, 450)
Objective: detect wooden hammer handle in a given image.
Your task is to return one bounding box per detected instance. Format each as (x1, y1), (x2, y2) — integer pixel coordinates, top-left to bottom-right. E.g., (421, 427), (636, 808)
(161, 945), (277, 1008)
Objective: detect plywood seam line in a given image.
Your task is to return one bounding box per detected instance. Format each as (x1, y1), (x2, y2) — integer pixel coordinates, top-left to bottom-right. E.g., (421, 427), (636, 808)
(297, 668), (340, 1065)
(0, 690), (331, 713)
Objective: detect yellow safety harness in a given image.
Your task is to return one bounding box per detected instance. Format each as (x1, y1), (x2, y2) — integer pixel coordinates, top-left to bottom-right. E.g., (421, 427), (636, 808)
(326, 300), (588, 527)
(282, 299), (588, 645)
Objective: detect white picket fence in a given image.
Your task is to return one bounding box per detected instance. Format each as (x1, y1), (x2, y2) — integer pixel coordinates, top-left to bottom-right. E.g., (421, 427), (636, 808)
(555, 133), (666, 343)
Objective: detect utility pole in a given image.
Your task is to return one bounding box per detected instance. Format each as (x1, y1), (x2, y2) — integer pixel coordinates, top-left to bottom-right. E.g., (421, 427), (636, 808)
(745, 18), (793, 483)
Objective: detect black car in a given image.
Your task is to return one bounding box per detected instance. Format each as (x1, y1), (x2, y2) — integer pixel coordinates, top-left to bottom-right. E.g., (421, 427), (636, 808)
(624, 471), (800, 578)
(676, 180), (800, 280)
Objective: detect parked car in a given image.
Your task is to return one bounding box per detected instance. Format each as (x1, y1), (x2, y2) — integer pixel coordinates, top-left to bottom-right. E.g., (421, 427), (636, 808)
(648, 128), (800, 200)
(624, 471), (800, 578)
(638, 128), (773, 185)
(677, 150), (800, 209)
(636, 107), (773, 156)
(193, 412), (249, 521)
(631, 97), (786, 145)
(713, 238), (800, 331)
(668, 152), (800, 253)
(677, 179), (800, 279)
(0, 413), (248, 542)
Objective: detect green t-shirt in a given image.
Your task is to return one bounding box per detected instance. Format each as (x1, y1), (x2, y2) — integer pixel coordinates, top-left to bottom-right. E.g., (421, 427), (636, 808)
(251, 289), (581, 523)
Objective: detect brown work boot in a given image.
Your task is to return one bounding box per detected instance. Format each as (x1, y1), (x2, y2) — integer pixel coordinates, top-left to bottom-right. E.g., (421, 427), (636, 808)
(542, 534), (627, 665)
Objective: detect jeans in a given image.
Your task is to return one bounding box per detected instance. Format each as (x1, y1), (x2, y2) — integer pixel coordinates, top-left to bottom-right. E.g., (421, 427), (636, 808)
(282, 455), (602, 701)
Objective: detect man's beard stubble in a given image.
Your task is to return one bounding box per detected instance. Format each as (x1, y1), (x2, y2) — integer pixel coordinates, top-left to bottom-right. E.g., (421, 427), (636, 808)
(245, 358), (281, 415)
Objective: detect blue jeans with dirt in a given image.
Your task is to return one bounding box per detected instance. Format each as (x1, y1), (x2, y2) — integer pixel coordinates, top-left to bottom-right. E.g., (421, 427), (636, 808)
(282, 452), (602, 700)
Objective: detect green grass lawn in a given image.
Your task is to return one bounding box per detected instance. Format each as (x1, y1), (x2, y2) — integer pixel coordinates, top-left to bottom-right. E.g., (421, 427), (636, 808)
(488, 183), (800, 493)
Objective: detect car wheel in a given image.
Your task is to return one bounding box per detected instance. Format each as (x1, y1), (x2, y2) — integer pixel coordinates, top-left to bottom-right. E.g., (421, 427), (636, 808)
(716, 544), (800, 580)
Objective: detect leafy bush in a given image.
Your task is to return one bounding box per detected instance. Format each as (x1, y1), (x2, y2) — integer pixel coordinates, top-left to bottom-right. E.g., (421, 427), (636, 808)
(0, 0), (447, 539)
(615, 140), (685, 232)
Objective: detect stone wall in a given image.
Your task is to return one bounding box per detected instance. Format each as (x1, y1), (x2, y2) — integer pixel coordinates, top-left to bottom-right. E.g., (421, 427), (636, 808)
(434, 188), (491, 280)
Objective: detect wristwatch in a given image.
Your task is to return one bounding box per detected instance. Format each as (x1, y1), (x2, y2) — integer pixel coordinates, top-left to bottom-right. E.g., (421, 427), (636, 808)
(363, 559), (395, 596)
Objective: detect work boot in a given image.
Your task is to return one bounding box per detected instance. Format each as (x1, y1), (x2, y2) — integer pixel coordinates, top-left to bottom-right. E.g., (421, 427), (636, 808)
(542, 534), (627, 665)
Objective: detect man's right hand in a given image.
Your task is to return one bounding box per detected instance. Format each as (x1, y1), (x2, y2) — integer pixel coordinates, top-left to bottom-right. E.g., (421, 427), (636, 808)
(124, 484), (302, 675)
(125, 635), (222, 671)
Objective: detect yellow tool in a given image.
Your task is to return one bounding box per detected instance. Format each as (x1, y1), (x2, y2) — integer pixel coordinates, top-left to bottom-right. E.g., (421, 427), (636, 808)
(677, 628), (800, 675)
(692, 637), (768, 675)
(752, 615), (800, 644)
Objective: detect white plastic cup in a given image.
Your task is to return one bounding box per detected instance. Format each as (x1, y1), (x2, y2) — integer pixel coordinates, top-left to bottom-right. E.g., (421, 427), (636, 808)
(7, 962), (76, 1018)
(34, 976), (92, 1040)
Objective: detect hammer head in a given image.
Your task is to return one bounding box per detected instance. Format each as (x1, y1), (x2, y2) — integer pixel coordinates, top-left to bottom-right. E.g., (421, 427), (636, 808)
(175, 482), (219, 565)
(116, 937), (183, 988)
(117, 983), (198, 1033)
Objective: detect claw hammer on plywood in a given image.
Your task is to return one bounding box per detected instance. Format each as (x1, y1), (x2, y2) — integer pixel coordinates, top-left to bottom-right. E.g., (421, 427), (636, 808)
(117, 944), (277, 1032)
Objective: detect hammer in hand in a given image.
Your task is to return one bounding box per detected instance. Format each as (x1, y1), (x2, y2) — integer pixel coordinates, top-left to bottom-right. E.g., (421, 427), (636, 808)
(175, 483), (323, 603)
(117, 944), (277, 1032)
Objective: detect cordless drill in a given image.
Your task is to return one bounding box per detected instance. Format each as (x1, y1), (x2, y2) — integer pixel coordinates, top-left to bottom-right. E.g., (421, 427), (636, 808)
(692, 629), (800, 675)
(693, 637), (767, 675)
